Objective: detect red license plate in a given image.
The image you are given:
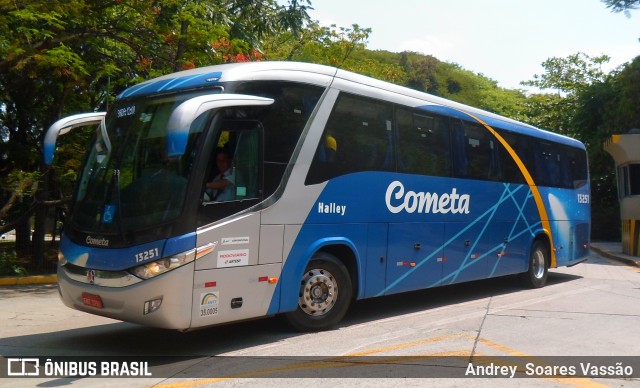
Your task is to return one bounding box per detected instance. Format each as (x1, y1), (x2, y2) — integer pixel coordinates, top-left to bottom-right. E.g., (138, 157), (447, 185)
(81, 292), (103, 309)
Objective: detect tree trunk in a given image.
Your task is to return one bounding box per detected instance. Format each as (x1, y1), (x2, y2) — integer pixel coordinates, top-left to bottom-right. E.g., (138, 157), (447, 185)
(14, 217), (31, 259)
(31, 166), (51, 272)
(172, 20), (189, 72)
(31, 203), (46, 272)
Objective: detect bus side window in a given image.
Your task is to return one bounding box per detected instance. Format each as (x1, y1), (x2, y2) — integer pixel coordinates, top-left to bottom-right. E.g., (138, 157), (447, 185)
(233, 129), (261, 199)
(201, 121), (263, 203)
(565, 145), (589, 189)
(493, 129), (527, 185)
(396, 108), (451, 177)
(452, 120), (469, 177)
(454, 121), (499, 181)
(234, 81), (324, 197)
(306, 93), (394, 185)
(533, 141), (562, 187)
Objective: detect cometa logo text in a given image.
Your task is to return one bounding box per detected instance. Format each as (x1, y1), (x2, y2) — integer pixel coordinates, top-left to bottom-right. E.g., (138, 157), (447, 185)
(86, 236), (109, 247)
(385, 180), (470, 214)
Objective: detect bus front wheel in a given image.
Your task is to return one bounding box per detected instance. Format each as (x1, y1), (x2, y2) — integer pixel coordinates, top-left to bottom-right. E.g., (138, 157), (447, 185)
(521, 240), (549, 288)
(284, 252), (353, 331)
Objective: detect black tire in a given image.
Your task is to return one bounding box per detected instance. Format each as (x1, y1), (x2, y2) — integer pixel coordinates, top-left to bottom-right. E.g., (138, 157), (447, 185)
(521, 240), (549, 288)
(284, 252), (353, 332)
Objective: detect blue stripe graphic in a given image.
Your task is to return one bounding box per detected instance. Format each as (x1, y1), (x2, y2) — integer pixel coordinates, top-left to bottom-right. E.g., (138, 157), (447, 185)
(377, 183), (538, 295)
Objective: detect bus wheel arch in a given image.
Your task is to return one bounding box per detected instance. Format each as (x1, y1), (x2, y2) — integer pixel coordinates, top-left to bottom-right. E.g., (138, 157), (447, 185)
(317, 244), (358, 295)
(521, 236), (550, 289)
(284, 247), (356, 331)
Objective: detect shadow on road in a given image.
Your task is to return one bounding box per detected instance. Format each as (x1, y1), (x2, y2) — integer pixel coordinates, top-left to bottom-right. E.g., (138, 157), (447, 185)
(0, 271), (582, 363)
(344, 271), (580, 327)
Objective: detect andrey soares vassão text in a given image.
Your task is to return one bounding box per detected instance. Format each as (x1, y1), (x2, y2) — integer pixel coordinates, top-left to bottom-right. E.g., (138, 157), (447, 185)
(465, 361), (634, 378)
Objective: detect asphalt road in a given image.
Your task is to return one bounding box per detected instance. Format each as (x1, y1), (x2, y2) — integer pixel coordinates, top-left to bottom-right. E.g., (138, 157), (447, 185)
(1, 250), (639, 387)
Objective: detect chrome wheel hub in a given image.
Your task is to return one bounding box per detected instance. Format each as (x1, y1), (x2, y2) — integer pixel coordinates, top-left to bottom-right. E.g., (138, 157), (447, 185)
(532, 250), (545, 279)
(299, 268), (338, 316)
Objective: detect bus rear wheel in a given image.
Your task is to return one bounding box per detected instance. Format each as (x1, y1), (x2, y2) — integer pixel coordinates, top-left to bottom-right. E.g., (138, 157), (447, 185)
(521, 240), (549, 288)
(284, 252), (352, 332)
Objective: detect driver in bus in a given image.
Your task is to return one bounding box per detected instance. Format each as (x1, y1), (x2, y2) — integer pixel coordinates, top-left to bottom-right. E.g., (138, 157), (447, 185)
(204, 149), (235, 201)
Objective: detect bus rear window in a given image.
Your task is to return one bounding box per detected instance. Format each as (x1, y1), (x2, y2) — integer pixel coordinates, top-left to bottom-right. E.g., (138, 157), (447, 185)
(531, 142), (588, 189)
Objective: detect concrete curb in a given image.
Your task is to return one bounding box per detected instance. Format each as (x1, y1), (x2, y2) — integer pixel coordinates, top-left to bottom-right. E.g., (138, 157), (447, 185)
(0, 274), (57, 286)
(590, 243), (640, 267)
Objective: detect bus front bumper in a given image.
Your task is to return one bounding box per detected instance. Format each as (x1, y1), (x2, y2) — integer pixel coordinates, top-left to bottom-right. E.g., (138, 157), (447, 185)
(57, 262), (195, 330)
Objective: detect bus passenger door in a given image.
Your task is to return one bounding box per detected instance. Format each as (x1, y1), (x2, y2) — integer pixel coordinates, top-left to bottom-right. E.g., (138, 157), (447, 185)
(385, 223), (443, 294)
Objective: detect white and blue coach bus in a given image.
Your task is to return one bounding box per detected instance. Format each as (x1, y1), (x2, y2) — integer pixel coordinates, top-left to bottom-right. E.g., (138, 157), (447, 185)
(44, 61), (590, 331)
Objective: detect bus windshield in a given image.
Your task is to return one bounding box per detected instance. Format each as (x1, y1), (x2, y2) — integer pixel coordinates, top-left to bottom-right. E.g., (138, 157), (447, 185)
(71, 90), (218, 236)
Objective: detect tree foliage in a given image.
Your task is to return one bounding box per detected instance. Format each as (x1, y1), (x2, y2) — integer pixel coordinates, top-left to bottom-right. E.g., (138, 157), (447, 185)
(266, 21), (371, 66)
(0, 0), (312, 269)
(521, 53), (611, 95)
(521, 53), (613, 138)
(602, 0), (640, 16)
(523, 52), (640, 240)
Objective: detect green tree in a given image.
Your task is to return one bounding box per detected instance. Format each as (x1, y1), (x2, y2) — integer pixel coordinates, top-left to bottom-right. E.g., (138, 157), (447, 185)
(522, 53), (610, 96)
(602, 0), (640, 16)
(524, 52), (640, 241)
(0, 0), (96, 265)
(398, 51), (439, 93)
(521, 53), (611, 137)
(266, 21), (371, 67)
(522, 93), (573, 133)
(428, 61), (528, 119)
(0, 0), (312, 270)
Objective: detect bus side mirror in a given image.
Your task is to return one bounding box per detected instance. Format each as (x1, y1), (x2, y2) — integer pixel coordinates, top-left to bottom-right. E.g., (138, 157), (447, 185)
(43, 112), (106, 165)
(165, 94), (273, 158)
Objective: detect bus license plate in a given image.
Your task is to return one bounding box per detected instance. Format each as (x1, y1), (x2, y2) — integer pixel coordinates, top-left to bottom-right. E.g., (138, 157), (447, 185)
(82, 292), (103, 309)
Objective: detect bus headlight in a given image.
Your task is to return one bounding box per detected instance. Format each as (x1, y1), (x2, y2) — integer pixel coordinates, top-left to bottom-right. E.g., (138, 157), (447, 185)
(130, 249), (196, 280)
(57, 251), (68, 266)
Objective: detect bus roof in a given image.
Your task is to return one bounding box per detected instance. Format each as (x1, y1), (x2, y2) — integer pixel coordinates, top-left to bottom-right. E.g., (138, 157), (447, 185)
(116, 62), (337, 100)
(117, 61), (584, 149)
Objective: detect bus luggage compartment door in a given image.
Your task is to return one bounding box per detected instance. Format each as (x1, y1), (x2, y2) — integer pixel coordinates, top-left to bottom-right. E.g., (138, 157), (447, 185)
(385, 223), (443, 294)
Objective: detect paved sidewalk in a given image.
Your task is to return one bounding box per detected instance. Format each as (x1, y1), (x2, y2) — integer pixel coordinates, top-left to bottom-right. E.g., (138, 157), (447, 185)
(590, 241), (640, 267)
